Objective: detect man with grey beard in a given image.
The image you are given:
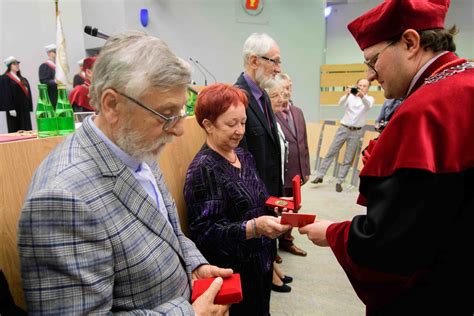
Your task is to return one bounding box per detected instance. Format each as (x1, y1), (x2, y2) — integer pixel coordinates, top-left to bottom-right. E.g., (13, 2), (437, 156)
(18, 31), (232, 315)
(235, 32), (283, 199)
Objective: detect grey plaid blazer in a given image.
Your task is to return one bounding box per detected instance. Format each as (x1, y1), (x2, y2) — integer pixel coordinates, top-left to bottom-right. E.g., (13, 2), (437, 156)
(18, 118), (207, 315)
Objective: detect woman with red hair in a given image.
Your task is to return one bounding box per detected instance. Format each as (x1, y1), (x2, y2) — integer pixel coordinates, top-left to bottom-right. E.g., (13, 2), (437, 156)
(184, 83), (291, 315)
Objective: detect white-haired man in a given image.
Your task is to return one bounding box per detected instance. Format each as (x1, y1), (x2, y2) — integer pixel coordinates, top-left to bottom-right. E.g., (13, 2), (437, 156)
(19, 31), (232, 315)
(236, 33), (283, 199)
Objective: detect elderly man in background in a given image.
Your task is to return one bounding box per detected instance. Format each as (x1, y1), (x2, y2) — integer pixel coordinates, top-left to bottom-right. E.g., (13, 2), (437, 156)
(235, 32), (283, 198)
(235, 33), (287, 263)
(300, 0), (474, 314)
(19, 31), (232, 315)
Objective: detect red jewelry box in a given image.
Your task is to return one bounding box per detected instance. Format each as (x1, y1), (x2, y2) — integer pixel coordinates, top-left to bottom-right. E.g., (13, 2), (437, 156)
(280, 212), (316, 227)
(191, 273), (243, 305)
(265, 175), (301, 211)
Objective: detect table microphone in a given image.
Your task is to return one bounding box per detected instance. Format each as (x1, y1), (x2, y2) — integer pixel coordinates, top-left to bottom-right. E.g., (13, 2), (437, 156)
(195, 59), (217, 83)
(189, 58), (207, 86)
(84, 26), (110, 40)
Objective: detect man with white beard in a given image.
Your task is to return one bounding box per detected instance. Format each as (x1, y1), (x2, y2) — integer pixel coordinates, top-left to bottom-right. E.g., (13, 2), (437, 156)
(18, 31), (233, 315)
(235, 33), (283, 199)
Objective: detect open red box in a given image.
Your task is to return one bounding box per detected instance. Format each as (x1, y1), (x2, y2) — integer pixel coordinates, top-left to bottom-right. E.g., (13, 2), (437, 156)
(280, 212), (316, 227)
(265, 175), (301, 211)
(191, 273), (243, 305)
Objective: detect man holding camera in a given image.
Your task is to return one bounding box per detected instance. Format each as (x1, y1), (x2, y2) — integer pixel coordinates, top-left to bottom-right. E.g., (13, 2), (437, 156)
(311, 78), (374, 192)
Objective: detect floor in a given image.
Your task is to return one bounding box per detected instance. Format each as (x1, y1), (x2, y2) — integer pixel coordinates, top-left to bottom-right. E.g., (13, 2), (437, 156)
(270, 165), (366, 316)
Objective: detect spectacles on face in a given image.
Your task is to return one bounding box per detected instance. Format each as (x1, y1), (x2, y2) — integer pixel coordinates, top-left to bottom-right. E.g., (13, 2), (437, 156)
(116, 91), (187, 132)
(270, 91), (290, 100)
(258, 56), (282, 67)
(364, 41), (395, 75)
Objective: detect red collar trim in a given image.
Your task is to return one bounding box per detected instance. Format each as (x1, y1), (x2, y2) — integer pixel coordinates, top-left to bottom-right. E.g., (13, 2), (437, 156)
(6, 72), (29, 97)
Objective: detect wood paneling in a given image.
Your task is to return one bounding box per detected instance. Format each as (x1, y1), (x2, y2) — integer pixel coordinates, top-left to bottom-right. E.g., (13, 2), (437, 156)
(306, 122), (321, 156)
(319, 124), (339, 159)
(0, 136), (65, 309)
(320, 63), (385, 105)
(158, 117), (206, 235)
(320, 90), (385, 105)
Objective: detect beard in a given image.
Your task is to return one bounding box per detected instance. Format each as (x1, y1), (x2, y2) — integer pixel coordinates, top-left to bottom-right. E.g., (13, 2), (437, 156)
(255, 66), (273, 88)
(115, 120), (174, 164)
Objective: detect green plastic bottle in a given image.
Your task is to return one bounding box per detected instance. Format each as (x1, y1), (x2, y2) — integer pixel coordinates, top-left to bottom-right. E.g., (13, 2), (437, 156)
(36, 84), (58, 138)
(55, 84), (75, 136)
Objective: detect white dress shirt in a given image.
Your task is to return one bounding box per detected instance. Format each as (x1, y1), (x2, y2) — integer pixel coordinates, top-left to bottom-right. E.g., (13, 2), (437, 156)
(339, 93), (374, 127)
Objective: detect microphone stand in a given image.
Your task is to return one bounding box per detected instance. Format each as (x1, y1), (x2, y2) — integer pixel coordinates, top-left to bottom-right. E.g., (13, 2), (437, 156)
(189, 58), (207, 86)
(195, 59), (217, 83)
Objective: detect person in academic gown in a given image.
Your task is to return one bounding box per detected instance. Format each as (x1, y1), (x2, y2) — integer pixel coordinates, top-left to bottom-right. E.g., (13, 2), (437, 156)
(73, 58), (86, 87)
(69, 56), (96, 112)
(299, 1), (474, 315)
(38, 44), (57, 108)
(0, 56), (32, 132)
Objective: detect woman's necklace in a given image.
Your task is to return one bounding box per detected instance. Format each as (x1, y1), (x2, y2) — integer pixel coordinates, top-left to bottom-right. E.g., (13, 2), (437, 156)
(227, 151), (238, 164)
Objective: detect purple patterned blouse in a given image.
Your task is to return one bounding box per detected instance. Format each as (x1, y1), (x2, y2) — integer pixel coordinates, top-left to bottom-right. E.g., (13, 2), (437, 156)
(184, 144), (276, 273)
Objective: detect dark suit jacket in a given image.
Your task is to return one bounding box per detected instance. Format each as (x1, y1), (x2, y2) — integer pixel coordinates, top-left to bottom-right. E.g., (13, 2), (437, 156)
(235, 72), (283, 196)
(275, 104), (310, 190)
(39, 63), (57, 107)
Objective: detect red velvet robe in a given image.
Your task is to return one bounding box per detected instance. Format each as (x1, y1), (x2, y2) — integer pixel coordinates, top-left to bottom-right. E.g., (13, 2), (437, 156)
(326, 52), (474, 314)
(68, 80), (95, 112)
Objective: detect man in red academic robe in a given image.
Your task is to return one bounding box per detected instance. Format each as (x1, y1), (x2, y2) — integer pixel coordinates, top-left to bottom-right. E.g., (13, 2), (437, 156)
(69, 56), (96, 112)
(299, 0), (474, 314)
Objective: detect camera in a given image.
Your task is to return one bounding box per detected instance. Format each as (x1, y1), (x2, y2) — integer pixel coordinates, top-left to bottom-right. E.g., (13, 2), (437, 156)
(350, 87), (359, 95)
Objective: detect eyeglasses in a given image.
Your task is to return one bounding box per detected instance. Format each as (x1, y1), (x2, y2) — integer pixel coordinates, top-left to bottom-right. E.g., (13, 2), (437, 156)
(116, 91), (187, 131)
(270, 91), (290, 100)
(258, 56), (282, 67)
(364, 41), (395, 75)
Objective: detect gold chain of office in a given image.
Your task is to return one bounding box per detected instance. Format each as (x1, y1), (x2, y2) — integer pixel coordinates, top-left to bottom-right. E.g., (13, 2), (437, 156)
(424, 62), (474, 85)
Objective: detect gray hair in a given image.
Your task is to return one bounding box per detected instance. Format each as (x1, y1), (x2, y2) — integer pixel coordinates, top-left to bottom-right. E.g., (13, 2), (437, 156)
(276, 73), (291, 82)
(261, 77), (285, 94)
(89, 30), (191, 111)
(242, 33), (276, 68)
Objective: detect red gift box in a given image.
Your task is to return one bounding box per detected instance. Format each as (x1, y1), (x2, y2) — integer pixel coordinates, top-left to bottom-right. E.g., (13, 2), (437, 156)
(191, 273), (243, 305)
(265, 175), (301, 211)
(280, 212), (316, 227)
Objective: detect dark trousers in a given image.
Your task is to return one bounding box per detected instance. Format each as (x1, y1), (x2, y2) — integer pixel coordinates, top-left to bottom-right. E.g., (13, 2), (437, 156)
(279, 187), (296, 247)
(230, 264), (272, 316)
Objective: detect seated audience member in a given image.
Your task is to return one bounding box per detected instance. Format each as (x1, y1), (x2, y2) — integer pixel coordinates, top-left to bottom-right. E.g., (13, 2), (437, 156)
(73, 58), (86, 87)
(18, 30), (232, 315)
(69, 56), (96, 112)
(184, 83), (291, 315)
